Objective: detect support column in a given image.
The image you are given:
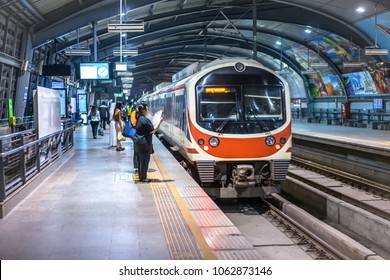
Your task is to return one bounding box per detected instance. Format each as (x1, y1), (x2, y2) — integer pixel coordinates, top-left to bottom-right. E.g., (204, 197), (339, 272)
(15, 30), (33, 117)
(252, 0), (257, 60)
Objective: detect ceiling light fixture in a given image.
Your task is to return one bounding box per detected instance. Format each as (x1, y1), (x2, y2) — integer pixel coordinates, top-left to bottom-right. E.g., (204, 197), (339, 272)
(364, 47), (388, 55)
(121, 77), (134, 83)
(310, 62), (328, 68)
(342, 61), (367, 68)
(116, 71), (133, 77)
(356, 7), (365, 13)
(113, 47), (138, 56)
(364, 4), (388, 56)
(64, 29), (90, 56)
(311, 25), (328, 68)
(108, 20), (145, 32)
(64, 47), (91, 56)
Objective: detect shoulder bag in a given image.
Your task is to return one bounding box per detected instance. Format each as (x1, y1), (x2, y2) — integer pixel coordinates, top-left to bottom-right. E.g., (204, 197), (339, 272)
(134, 134), (147, 145)
(122, 121), (136, 139)
(117, 131), (126, 141)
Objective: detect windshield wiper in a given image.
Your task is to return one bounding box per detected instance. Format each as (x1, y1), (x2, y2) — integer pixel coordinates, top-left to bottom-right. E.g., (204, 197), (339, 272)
(216, 103), (238, 133)
(249, 108), (270, 132)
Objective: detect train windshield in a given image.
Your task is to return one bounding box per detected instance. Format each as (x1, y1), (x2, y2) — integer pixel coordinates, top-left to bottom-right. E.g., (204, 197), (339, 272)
(196, 66), (286, 134)
(244, 87), (282, 120)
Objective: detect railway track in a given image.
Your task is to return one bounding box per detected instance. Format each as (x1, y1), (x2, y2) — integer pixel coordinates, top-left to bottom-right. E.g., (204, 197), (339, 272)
(218, 195), (384, 259)
(278, 160), (390, 259)
(290, 156), (390, 221)
(262, 199), (340, 260)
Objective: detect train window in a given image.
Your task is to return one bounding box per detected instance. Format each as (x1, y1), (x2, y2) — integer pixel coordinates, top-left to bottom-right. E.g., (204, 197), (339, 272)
(198, 86), (238, 121)
(244, 86), (282, 120)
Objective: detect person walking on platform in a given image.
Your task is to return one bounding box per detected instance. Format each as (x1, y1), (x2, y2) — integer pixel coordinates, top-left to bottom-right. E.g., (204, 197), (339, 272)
(134, 102), (162, 183)
(113, 101), (125, 151)
(87, 105), (100, 139)
(108, 103), (117, 147)
(98, 101), (109, 130)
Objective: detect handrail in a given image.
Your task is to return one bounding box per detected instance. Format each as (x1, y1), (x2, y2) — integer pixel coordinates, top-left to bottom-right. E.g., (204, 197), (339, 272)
(0, 128), (35, 141)
(0, 127), (72, 157)
(0, 122), (74, 204)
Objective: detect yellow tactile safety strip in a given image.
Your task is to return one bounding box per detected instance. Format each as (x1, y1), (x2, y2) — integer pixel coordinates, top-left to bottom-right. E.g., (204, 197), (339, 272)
(148, 154), (217, 260)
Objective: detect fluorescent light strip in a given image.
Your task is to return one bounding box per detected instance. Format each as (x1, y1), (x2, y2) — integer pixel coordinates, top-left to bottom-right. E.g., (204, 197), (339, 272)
(343, 62), (367, 68)
(310, 62), (328, 68)
(116, 71), (133, 77)
(364, 48), (388, 55)
(64, 47), (91, 56)
(108, 20), (144, 33)
(113, 47), (138, 56)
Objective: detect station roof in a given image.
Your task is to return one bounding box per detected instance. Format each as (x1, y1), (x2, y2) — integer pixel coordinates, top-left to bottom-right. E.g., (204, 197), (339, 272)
(2, 0), (390, 94)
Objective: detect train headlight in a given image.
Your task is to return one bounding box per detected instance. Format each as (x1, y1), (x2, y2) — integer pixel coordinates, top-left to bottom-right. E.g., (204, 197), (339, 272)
(280, 137), (286, 144)
(209, 137), (220, 147)
(265, 136), (276, 146)
(198, 139), (205, 145)
(234, 62), (245, 72)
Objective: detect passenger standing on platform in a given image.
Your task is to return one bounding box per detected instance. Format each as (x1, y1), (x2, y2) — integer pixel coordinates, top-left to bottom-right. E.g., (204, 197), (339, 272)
(130, 102), (138, 127)
(134, 102), (162, 183)
(87, 105), (100, 139)
(108, 103), (117, 147)
(127, 102), (134, 121)
(98, 101), (109, 130)
(67, 102), (72, 119)
(122, 102), (130, 122)
(113, 101), (125, 151)
(131, 102), (140, 173)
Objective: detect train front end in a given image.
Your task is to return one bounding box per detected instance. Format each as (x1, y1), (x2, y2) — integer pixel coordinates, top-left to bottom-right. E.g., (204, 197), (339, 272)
(186, 58), (292, 198)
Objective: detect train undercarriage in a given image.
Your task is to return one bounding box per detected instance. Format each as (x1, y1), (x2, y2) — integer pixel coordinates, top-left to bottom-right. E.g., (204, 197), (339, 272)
(193, 159), (290, 198)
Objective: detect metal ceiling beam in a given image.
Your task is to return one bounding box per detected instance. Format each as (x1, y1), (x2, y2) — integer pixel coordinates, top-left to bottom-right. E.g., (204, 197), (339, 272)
(20, 0), (44, 21)
(32, 0), (158, 46)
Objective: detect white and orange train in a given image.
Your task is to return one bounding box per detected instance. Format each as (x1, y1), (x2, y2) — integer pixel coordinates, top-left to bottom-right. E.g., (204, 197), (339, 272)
(142, 57), (292, 198)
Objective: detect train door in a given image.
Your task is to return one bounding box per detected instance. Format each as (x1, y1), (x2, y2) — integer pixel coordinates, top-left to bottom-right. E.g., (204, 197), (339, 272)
(170, 92), (175, 140)
(176, 89), (186, 146)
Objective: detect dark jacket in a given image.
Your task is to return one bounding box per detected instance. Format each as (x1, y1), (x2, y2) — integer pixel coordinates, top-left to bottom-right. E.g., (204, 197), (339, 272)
(99, 105), (109, 119)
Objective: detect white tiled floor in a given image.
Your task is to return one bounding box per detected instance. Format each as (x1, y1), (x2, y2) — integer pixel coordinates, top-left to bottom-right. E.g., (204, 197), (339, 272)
(0, 125), (170, 260)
